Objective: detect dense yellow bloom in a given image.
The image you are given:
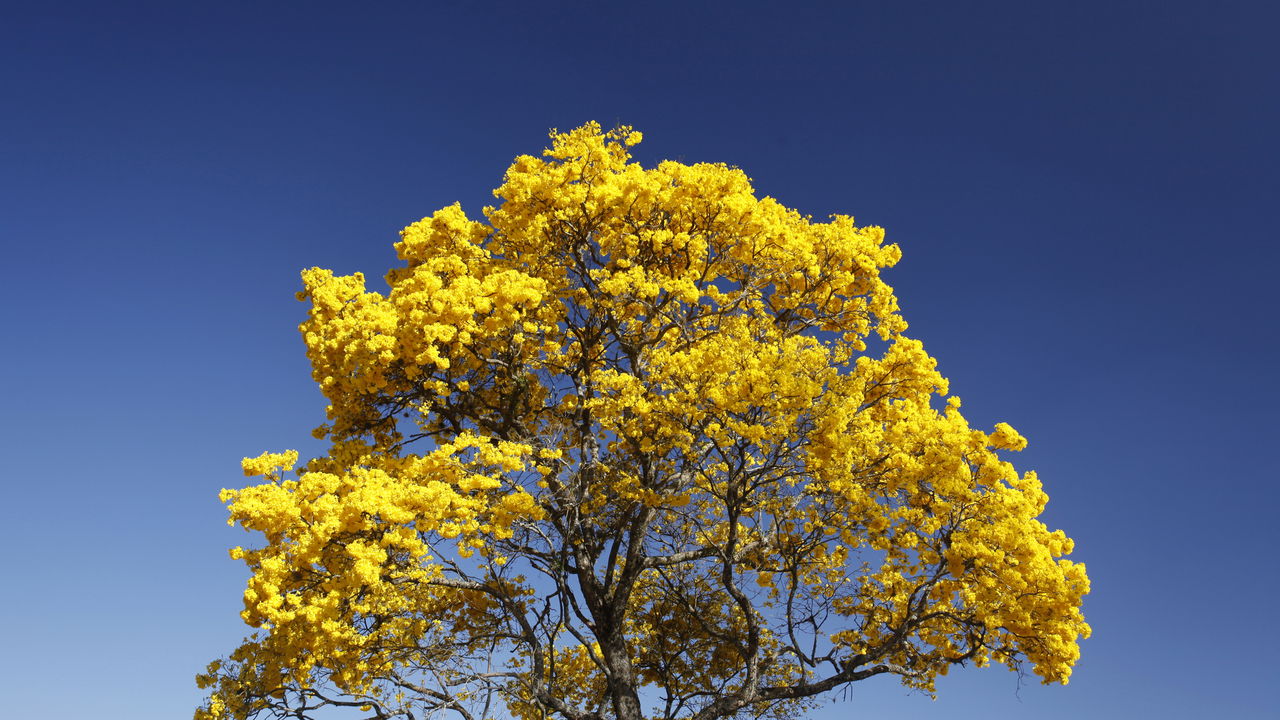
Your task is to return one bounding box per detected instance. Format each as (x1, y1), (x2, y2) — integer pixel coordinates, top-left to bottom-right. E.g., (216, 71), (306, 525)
(199, 123), (1089, 720)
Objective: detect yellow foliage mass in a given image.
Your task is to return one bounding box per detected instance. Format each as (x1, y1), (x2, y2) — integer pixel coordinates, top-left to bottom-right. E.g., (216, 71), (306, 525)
(198, 123), (1089, 720)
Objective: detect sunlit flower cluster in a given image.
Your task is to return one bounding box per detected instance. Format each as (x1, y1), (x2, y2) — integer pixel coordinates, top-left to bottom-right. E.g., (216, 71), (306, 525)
(198, 123), (1088, 720)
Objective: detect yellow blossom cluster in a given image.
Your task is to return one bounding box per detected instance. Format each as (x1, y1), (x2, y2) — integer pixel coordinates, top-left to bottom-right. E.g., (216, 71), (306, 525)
(199, 122), (1089, 720)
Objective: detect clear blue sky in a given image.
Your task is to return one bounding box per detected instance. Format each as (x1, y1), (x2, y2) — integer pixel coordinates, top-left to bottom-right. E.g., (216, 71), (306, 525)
(2, 2), (1276, 718)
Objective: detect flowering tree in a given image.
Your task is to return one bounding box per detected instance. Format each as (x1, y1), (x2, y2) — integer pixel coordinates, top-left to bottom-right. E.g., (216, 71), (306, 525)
(198, 123), (1090, 720)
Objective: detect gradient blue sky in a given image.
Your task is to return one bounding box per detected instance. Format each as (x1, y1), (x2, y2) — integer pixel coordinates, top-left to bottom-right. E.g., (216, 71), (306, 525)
(2, 2), (1276, 718)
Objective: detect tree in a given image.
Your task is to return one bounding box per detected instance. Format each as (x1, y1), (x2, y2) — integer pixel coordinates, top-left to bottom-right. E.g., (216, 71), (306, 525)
(198, 123), (1090, 720)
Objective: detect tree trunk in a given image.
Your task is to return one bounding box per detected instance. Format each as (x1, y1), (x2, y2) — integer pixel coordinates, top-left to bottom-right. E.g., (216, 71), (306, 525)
(601, 629), (645, 720)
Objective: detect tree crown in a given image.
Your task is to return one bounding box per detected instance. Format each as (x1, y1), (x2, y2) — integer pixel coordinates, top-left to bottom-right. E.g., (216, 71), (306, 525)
(199, 123), (1089, 720)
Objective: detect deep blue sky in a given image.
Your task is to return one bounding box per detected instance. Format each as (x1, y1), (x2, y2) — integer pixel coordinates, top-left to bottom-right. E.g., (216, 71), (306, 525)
(2, 2), (1276, 718)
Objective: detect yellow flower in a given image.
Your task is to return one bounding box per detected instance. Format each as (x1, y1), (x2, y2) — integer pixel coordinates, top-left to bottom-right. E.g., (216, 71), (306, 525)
(203, 122), (1089, 720)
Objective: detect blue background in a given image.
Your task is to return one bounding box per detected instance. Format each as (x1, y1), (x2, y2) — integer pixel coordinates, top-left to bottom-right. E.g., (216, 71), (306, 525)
(2, 2), (1276, 717)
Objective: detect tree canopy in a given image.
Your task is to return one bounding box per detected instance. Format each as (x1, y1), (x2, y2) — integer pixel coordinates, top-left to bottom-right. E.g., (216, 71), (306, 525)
(198, 123), (1090, 720)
